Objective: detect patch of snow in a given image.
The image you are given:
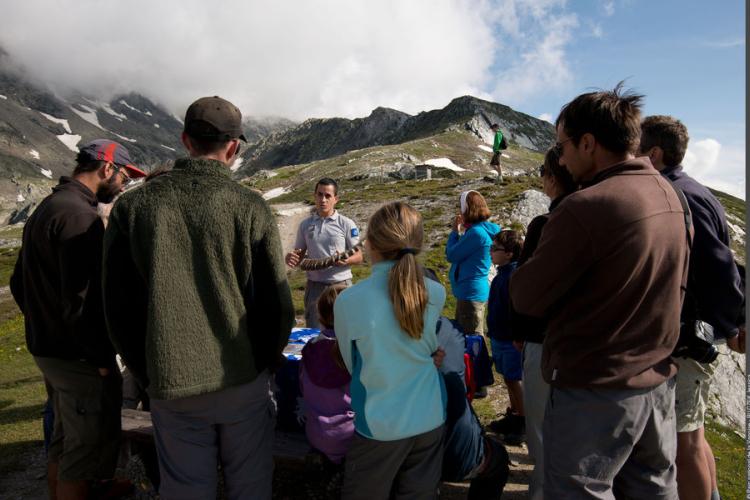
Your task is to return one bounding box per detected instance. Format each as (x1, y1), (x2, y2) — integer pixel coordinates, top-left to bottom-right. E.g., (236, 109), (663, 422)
(230, 158), (244, 172)
(0, 94), (7, 100)
(57, 134), (81, 152)
(113, 133), (137, 143)
(161, 144), (176, 152)
(478, 145), (494, 153)
(145, 110), (153, 116)
(17, 193), (25, 202)
(40, 168), (53, 179)
(424, 158), (466, 172)
(70, 104), (104, 130)
(154, 123), (160, 128)
(172, 114), (184, 125)
(263, 186), (290, 200)
(501, 153), (510, 159)
(276, 206), (310, 217)
(29, 149), (40, 159)
(40, 112), (72, 133)
(119, 100), (142, 113)
(101, 102), (127, 120)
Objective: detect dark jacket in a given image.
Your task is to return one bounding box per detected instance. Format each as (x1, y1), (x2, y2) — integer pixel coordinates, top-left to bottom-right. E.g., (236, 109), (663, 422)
(10, 177), (115, 367)
(511, 196), (567, 344)
(486, 261), (517, 341)
(511, 158), (690, 389)
(103, 158), (295, 400)
(662, 164), (743, 338)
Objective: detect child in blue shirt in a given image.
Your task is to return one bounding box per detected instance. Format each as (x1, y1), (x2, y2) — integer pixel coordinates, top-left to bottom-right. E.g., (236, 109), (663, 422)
(486, 229), (525, 444)
(335, 202), (446, 499)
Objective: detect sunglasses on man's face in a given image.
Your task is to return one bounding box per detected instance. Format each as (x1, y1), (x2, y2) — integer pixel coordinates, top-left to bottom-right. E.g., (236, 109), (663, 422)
(113, 166), (132, 186)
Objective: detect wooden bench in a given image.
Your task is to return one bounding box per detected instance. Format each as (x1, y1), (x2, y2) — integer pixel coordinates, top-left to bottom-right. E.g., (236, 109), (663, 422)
(121, 408), (317, 466)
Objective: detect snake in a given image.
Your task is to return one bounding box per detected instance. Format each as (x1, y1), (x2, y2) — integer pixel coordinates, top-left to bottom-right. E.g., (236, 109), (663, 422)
(299, 241), (365, 271)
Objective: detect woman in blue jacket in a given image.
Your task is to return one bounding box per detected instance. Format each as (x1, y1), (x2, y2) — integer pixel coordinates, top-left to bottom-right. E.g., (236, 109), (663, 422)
(335, 202), (447, 500)
(446, 190), (501, 336)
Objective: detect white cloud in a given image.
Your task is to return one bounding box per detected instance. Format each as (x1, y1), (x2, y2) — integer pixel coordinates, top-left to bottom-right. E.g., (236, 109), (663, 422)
(538, 113), (553, 123)
(489, 13), (578, 106)
(703, 38), (745, 49)
(0, 0), (496, 120)
(683, 139), (745, 200)
(602, 1), (615, 16)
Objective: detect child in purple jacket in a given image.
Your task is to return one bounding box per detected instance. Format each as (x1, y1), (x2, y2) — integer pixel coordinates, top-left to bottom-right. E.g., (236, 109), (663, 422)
(300, 284), (354, 463)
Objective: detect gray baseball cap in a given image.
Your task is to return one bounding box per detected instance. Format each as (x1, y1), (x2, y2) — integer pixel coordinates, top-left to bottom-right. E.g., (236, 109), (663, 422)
(184, 96), (247, 142)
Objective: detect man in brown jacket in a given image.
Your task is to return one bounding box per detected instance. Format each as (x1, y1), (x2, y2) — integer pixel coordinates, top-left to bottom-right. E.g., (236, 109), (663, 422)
(510, 84), (690, 499)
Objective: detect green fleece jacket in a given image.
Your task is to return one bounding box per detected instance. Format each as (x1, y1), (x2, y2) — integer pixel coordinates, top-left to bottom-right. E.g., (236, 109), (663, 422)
(103, 158), (294, 400)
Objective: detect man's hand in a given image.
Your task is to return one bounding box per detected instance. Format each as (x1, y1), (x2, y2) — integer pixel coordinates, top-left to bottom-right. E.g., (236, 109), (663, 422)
(512, 340), (524, 352)
(432, 347), (446, 369)
(727, 325), (746, 354)
(285, 249), (304, 268)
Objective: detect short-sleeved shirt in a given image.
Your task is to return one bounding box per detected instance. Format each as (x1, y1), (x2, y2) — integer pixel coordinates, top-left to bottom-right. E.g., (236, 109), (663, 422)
(294, 210), (360, 283)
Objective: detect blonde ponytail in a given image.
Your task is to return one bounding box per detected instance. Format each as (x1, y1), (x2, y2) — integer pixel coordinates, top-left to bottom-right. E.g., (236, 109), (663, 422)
(367, 202), (428, 339)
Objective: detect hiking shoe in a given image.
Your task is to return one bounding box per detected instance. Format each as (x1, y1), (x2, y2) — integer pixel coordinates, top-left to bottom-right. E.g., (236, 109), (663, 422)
(489, 413), (525, 445)
(473, 386), (488, 399)
(468, 436), (509, 500)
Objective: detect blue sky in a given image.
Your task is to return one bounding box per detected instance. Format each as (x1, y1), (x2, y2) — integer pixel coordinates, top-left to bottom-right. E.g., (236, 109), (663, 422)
(485, 0), (745, 198)
(1, 0), (744, 197)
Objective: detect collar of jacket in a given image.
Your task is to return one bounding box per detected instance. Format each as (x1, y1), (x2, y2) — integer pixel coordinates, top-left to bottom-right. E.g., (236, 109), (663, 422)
(581, 156), (655, 189)
(54, 176), (97, 207)
(173, 158), (232, 179)
(549, 193), (569, 212)
(660, 163), (685, 180)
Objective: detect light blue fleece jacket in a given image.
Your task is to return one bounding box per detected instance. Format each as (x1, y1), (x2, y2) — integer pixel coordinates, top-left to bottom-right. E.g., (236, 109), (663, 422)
(446, 220), (501, 301)
(334, 261), (447, 441)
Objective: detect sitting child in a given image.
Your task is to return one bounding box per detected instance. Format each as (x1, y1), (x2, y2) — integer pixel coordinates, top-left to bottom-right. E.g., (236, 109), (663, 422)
(299, 284), (354, 464)
(425, 268), (510, 500)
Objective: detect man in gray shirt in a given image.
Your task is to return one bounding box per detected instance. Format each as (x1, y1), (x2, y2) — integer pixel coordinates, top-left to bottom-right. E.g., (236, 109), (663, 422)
(285, 178), (362, 328)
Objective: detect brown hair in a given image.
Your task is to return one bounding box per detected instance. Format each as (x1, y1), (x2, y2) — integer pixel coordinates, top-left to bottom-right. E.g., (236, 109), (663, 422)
(316, 284), (347, 369)
(462, 191), (491, 223)
(542, 147), (577, 194)
(555, 81), (644, 156)
(317, 284), (347, 329)
(494, 230), (523, 261)
(367, 202), (427, 339)
(639, 115), (689, 167)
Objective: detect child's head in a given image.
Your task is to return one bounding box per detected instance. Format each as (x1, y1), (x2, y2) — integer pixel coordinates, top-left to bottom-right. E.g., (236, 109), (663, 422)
(459, 190), (491, 224)
(367, 202), (427, 340)
(317, 283), (347, 329)
(491, 230), (523, 266)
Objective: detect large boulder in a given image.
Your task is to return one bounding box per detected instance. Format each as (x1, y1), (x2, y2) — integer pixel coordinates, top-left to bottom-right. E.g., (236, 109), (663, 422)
(510, 189), (549, 229)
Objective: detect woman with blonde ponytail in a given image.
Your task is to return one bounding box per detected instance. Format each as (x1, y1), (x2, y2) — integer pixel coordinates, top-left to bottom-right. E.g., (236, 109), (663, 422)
(335, 202), (447, 500)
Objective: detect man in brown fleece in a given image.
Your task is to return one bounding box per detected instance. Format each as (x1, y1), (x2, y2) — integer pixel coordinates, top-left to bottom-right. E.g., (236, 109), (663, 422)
(510, 83), (690, 499)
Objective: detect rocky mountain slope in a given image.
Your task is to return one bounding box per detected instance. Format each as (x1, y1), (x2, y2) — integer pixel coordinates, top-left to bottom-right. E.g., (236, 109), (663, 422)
(235, 95), (556, 177)
(0, 65), (292, 224)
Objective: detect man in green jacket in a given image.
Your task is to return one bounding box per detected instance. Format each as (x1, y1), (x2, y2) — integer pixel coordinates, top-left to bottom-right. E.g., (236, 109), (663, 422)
(103, 96), (294, 500)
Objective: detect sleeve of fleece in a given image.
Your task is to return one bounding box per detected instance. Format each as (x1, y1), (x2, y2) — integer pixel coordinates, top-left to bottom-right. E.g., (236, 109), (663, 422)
(445, 229), (481, 263)
(510, 206), (594, 317)
(247, 201), (295, 369)
(333, 295), (354, 374)
(102, 205), (148, 381)
(9, 245), (25, 313)
(57, 212), (115, 367)
(689, 203), (743, 338)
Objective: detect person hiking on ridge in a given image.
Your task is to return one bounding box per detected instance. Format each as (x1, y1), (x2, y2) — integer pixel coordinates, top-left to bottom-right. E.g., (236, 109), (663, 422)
(490, 123), (506, 183)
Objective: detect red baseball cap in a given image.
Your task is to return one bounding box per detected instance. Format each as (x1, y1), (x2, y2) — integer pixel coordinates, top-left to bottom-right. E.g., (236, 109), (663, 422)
(78, 139), (147, 178)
